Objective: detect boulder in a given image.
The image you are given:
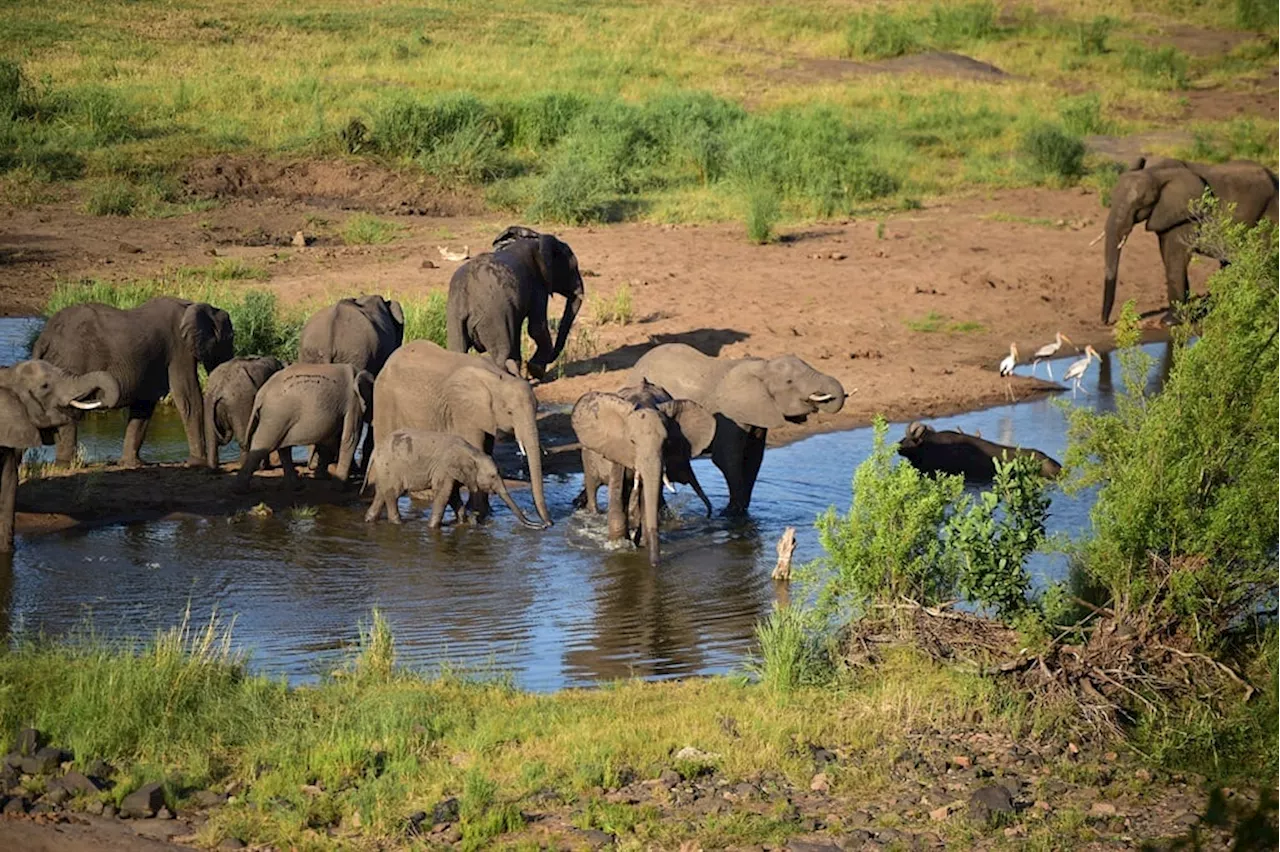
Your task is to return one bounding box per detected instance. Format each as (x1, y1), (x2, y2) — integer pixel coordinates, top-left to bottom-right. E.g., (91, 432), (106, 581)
(431, 796), (459, 824)
(21, 746), (69, 775)
(968, 784), (1014, 824)
(2, 796), (28, 815)
(54, 771), (101, 795)
(14, 728), (43, 757)
(121, 781), (166, 819)
(192, 790), (228, 808)
(85, 759), (115, 781)
(41, 786), (70, 806)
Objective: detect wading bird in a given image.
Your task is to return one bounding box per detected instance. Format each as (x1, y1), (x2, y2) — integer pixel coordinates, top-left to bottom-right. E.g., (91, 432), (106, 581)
(1031, 331), (1074, 379)
(998, 342), (1018, 400)
(1063, 345), (1100, 398)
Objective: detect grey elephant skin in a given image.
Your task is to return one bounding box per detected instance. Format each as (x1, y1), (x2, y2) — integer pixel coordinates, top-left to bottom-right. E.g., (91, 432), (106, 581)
(373, 341), (552, 527)
(1103, 157), (1278, 324)
(32, 296), (234, 467)
(573, 381), (716, 566)
(0, 361), (118, 551)
(363, 430), (545, 529)
(236, 363), (373, 491)
(897, 421), (1062, 483)
(628, 343), (846, 515)
(447, 226), (585, 380)
(203, 356), (284, 469)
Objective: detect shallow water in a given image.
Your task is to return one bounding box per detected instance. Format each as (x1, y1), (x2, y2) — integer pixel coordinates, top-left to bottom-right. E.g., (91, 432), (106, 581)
(0, 319), (1171, 690)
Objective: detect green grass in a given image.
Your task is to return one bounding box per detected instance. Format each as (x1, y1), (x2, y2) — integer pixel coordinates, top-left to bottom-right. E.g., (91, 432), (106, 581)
(904, 311), (986, 333)
(340, 213), (404, 245)
(590, 283), (633, 326)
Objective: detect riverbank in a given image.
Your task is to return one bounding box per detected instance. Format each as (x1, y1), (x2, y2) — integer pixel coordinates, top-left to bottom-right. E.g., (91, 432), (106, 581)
(0, 615), (1264, 851)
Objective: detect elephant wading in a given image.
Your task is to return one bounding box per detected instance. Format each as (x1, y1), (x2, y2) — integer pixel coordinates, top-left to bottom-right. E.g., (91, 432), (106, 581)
(628, 344), (846, 515)
(572, 381), (716, 565)
(363, 430), (545, 529)
(447, 226), (584, 380)
(203, 356), (284, 469)
(373, 341), (552, 526)
(235, 364), (373, 492)
(32, 296), (234, 467)
(0, 361), (119, 551)
(897, 421), (1062, 483)
(1102, 157), (1278, 324)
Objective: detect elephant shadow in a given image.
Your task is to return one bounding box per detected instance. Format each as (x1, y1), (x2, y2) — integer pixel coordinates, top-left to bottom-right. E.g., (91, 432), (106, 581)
(556, 328), (750, 379)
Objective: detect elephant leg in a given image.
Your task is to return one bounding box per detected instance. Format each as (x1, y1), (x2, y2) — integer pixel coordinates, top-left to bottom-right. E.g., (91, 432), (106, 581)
(278, 447), (303, 491)
(363, 489), (383, 523)
(606, 463), (627, 540)
(120, 400), (157, 468)
(426, 487), (451, 529)
(312, 444), (336, 480)
(1159, 224), (1194, 317)
(741, 427), (767, 508)
(447, 482), (467, 524)
(711, 424), (750, 516)
(169, 360), (208, 467)
(465, 433), (494, 520)
(54, 423), (78, 467)
(234, 448), (272, 493)
(0, 449), (17, 553)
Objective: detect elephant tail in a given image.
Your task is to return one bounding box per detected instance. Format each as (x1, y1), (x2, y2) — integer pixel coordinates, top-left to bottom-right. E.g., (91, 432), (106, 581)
(360, 446), (378, 495)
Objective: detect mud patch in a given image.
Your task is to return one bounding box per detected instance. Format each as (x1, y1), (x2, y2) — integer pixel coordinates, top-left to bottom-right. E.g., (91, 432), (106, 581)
(181, 155), (481, 216)
(773, 51), (1008, 84)
(1144, 24), (1269, 57)
(1180, 79), (1279, 122)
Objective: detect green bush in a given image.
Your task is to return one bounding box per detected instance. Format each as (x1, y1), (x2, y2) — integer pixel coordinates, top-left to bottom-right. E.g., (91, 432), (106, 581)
(1071, 16), (1114, 56)
(1121, 43), (1190, 90)
(526, 158), (614, 224)
(743, 184), (780, 244)
(1234, 0), (1276, 31)
(1020, 123), (1086, 184)
(1058, 93), (1108, 136)
(752, 606), (834, 692)
(0, 59), (24, 120)
(401, 290), (448, 346)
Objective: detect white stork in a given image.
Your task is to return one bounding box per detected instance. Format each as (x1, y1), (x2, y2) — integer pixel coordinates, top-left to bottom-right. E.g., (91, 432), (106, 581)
(1031, 331), (1073, 379)
(1063, 345), (1101, 398)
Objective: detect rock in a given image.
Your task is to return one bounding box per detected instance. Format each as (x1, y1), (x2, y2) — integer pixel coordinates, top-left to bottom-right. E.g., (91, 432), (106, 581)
(673, 746), (719, 763)
(102, 803), (116, 819)
(218, 838), (246, 850)
(156, 806), (174, 819)
(968, 784), (1014, 824)
(14, 729), (43, 757)
(42, 786), (70, 806)
(420, 259), (438, 269)
(431, 796), (459, 823)
(85, 759), (114, 781)
(658, 769), (681, 788)
(809, 772), (830, 793)
(192, 790), (228, 808)
(118, 242), (144, 254)
(1134, 768), (1152, 782)
(3, 796), (28, 815)
(1033, 800), (1051, 812)
(121, 781), (166, 818)
(949, 755), (972, 769)
(787, 841), (842, 852)
(1176, 812), (1199, 826)
(55, 771), (101, 795)
(929, 804), (952, 821)
(578, 828), (614, 848)
(84, 799), (105, 816)
(29, 801), (55, 815)
(131, 820), (184, 841)
(1089, 801), (1118, 817)
(439, 825), (462, 843)
(22, 747), (69, 775)
(3, 752), (22, 769)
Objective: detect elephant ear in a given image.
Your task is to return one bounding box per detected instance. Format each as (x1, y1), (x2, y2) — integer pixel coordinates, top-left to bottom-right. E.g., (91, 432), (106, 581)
(0, 388), (42, 449)
(182, 303), (234, 368)
(571, 392), (636, 468)
(493, 225), (540, 251)
(658, 399), (716, 458)
(1147, 168), (1207, 233)
(387, 299), (405, 329)
(714, 362), (786, 429)
(444, 367), (498, 435)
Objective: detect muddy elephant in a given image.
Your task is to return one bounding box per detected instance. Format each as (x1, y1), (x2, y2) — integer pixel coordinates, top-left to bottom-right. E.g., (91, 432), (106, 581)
(203, 356), (284, 469)
(235, 363), (373, 491)
(628, 344), (846, 515)
(363, 429), (545, 529)
(897, 421), (1061, 483)
(373, 341), (552, 526)
(1102, 157), (1278, 324)
(0, 361), (119, 551)
(32, 297), (234, 467)
(572, 381), (716, 565)
(446, 226), (584, 380)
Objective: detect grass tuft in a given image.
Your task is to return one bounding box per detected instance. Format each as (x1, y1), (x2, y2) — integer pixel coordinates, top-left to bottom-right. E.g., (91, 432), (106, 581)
(744, 185), (780, 245)
(591, 284), (633, 326)
(341, 214), (404, 245)
(1020, 123), (1086, 184)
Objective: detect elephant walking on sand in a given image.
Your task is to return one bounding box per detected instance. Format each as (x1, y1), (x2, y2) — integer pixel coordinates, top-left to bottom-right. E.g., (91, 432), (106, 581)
(32, 297), (235, 467)
(373, 341), (553, 526)
(235, 364), (373, 492)
(203, 356), (284, 469)
(1102, 157), (1277, 324)
(0, 361), (119, 552)
(628, 344), (846, 516)
(447, 226), (585, 380)
(363, 430), (545, 529)
(572, 381), (716, 565)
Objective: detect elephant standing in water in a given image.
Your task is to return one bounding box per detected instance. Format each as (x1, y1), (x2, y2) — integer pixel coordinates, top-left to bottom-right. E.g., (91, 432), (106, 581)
(1101, 157), (1277, 324)
(363, 430), (545, 529)
(572, 381), (716, 566)
(447, 226), (585, 380)
(373, 341), (552, 527)
(203, 356), (284, 469)
(32, 297), (234, 467)
(897, 421), (1061, 483)
(0, 361), (119, 551)
(628, 344), (846, 515)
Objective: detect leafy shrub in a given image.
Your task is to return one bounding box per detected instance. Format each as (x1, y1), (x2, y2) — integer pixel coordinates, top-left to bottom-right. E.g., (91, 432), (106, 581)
(1121, 43), (1190, 90)
(372, 93), (495, 159)
(499, 91), (589, 149)
(744, 184), (780, 244)
(526, 158), (614, 224)
(1020, 123), (1086, 184)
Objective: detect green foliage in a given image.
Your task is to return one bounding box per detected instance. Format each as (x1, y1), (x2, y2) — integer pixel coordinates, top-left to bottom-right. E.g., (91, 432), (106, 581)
(225, 290), (301, 361)
(1234, 0), (1277, 31)
(1070, 16), (1114, 56)
(845, 11), (921, 59)
(751, 606), (834, 692)
(1063, 205), (1278, 649)
(946, 456), (1050, 617)
(1120, 43), (1190, 90)
(81, 177), (136, 216)
(845, 2), (1006, 58)
(400, 290), (448, 346)
(744, 184), (780, 244)
(341, 213), (403, 245)
(928, 1), (1001, 47)
(1020, 123), (1086, 184)
(1058, 93), (1109, 136)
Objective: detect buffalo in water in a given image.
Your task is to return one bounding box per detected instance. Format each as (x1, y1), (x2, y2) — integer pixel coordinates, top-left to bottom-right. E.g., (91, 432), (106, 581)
(897, 421), (1061, 483)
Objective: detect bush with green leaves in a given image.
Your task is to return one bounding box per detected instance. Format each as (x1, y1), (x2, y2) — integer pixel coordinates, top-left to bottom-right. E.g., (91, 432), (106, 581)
(1020, 123), (1086, 184)
(1062, 203), (1278, 650)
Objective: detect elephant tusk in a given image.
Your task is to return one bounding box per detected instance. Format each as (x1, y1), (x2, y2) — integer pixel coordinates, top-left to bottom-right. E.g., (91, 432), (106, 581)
(1088, 230), (1105, 247)
(1117, 235), (1127, 251)
(516, 439), (527, 458)
(663, 473), (676, 493)
(807, 393), (837, 403)
(69, 399), (103, 410)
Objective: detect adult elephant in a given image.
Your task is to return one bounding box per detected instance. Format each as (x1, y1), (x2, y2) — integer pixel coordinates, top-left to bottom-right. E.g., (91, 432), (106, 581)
(897, 422), (1061, 483)
(372, 341), (552, 526)
(32, 297), (234, 467)
(446, 225), (584, 380)
(572, 381), (716, 565)
(0, 361), (119, 551)
(628, 344), (846, 515)
(1102, 158), (1278, 324)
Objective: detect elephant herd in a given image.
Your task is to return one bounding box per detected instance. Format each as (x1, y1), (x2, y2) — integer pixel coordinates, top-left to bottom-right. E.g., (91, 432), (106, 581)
(0, 225), (849, 566)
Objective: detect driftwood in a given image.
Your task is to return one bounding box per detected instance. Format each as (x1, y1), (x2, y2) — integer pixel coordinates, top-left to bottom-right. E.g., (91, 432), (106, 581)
(772, 527), (796, 581)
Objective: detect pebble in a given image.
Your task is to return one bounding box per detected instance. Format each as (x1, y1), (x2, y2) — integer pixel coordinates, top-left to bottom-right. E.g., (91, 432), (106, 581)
(1090, 801), (1118, 817)
(809, 773), (830, 793)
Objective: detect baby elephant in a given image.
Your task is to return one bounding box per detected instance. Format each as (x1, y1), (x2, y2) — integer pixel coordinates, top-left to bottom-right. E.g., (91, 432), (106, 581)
(897, 421), (1062, 483)
(203, 356), (284, 469)
(235, 363), (373, 492)
(363, 430), (546, 529)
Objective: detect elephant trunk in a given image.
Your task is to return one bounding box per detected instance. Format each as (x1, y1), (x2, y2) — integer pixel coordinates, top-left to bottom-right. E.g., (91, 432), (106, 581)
(494, 479), (544, 529)
(1102, 204), (1136, 325)
(547, 285), (584, 364)
(637, 456), (662, 566)
(512, 406), (552, 527)
(61, 370), (121, 411)
(809, 374), (846, 415)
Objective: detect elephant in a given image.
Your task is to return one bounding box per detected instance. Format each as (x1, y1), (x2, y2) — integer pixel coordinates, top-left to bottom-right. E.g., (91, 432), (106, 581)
(1102, 157), (1278, 324)
(203, 356), (284, 469)
(235, 363), (373, 492)
(628, 344), (846, 515)
(363, 429), (545, 529)
(571, 381), (717, 565)
(446, 225), (585, 380)
(373, 341), (552, 526)
(32, 296), (234, 468)
(0, 361), (119, 551)
(897, 421), (1062, 483)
